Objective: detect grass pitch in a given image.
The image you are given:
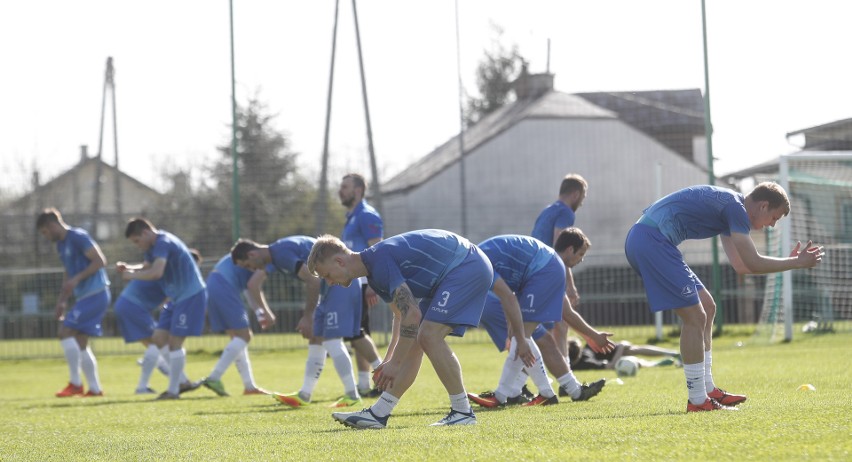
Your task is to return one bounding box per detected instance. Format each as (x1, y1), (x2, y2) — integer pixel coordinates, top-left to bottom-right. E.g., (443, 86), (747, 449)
(1, 332), (849, 461)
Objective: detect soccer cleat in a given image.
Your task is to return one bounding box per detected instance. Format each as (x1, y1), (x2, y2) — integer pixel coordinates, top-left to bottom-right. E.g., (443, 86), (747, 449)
(178, 381), (201, 395)
(83, 390), (104, 397)
(520, 384), (535, 400)
(330, 395), (362, 408)
(359, 387), (382, 398)
(135, 387), (157, 395)
(708, 387), (747, 406)
(55, 382), (84, 398)
(200, 377), (229, 397)
(430, 409), (477, 426)
(273, 391), (310, 408)
(687, 398), (738, 412)
(506, 393), (532, 405)
(571, 378), (607, 402)
(523, 394), (559, 406)
(243, 387), (271, 396)
(467, 392), (503, 408)
(332, 408), (389, 429)
(155, 391), (180, 400)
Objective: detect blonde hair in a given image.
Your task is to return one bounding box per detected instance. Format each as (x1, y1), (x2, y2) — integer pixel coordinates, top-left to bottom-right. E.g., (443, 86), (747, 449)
(307, 234), (351, 275)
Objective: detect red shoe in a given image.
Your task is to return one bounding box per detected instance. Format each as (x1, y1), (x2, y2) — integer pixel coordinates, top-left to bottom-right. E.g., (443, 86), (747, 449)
(83, 390), (104, 397)
(467, 392), (503, 408)
(686, 398), (738, 412)
(708, 387), (747, 406)
(522, 394), (559, 406)
(56, 382), (84, 398)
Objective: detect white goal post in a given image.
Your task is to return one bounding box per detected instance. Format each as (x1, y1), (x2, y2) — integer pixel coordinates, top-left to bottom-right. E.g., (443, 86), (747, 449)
(778, 151), (852, 341)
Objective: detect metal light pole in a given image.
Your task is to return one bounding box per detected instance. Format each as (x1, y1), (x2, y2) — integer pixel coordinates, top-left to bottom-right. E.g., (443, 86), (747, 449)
(701, 0), (723, 334)
(229, 0), (240, 241)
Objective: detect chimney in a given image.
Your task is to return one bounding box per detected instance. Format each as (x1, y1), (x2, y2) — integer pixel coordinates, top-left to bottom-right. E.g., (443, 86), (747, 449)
(80, 145), (89, 163)
(513, 65), (555, 100)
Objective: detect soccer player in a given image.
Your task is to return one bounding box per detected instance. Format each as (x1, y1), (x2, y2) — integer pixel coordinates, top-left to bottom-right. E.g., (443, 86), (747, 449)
(117, 218), (208, 400)
(37, 208), (110, 397)
(114, 279), (167, 394)
(568, 338), (681, 370)
(338, 173), (384, 397)
(230, 237), (346, 404)
(469, 228), (611, 407)
(310, 230), (493, 428)
(531, 173), (587, 359)
(625, 182), (824, 412)
(197, 253), (274, 397)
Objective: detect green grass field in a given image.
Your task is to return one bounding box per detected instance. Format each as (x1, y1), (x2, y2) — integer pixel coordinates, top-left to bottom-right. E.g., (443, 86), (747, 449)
(1, 332), (849, 461)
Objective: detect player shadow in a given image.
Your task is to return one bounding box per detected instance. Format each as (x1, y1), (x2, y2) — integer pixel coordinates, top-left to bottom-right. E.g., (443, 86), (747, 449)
(21, 395), (217, 409)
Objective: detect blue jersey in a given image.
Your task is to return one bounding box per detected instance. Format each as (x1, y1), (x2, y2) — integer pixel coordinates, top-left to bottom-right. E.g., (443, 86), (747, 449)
(119, 279), (166, 309)
(144, 230), (205, 303)
(531, 201), (575, 247)
(360, 229), (473, 301)
(478, 235), (556, 291)
(56, 227), (109, 298)
(342, 200), (383, 252)
(267, 236), (316, 276)
(643, 185), (752, 246)
(211, 254), (253, 290)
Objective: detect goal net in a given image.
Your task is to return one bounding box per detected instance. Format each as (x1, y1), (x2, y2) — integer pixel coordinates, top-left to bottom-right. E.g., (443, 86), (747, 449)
(755, 152), (852, 342)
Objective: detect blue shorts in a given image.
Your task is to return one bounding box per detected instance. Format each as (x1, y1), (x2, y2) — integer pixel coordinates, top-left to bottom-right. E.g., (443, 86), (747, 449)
(419, 245), (493, 337)
(206, 273), (250, 333)
(157, 289), (207, 336)
(114, 296), (156, 343)
(63, 289), (110, 337)
(313, 280), (363, 339)
(479, 293), (549, 352)
(516, 256), (565, 323)
(625, 223), (704, 312)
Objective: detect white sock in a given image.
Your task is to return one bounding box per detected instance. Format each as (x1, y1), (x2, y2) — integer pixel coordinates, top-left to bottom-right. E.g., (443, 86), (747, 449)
(234, 348), (256, 389)
(371, 392), (399, 418)
(80, 347), (101, 393)
(704, 350), (716, 392)
(358, 371), (371, 393)
(525, 338), (555, 398)
(494, 338), (525, 403)
(138, 344), (160, 391)
(168, 348), (186, 395)
(557, 372), (582, 399)
(300, 344), (327, 401)
(450, 392), (471, 413)
(323, 338), (358, 398)
(158, 346), (172, 376)
(60, 337), (82, 386)
(156, 356), (170, 376)
(511, 369), (529, 396)
(210, 337), (247, 381)
(685, 362), (707, 405)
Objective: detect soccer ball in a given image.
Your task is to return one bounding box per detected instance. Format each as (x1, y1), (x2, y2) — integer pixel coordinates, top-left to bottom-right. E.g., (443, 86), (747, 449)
(615, 356), (640, 377)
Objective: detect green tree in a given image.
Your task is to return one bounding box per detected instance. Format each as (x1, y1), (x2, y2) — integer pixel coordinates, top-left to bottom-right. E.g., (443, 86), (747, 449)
(211, 94), (318, 243)
(464, 24), (526, 127)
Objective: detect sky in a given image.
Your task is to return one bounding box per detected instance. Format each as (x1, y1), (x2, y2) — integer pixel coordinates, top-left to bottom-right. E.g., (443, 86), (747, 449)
(2, 0), (850, 196)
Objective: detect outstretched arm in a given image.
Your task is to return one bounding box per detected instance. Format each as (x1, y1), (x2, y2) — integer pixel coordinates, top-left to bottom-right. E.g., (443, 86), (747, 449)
(722, 233), (823, 275)
(562, 295), (614, 353)
(246, 270), (275, 330)
(296, 265), (321, 337)
(373, 283), (421, 391)
(491, 279), (534, 367)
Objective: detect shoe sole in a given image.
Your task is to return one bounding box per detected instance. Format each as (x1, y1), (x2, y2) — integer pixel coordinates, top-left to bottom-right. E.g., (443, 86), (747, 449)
(273, 395), (305, 407)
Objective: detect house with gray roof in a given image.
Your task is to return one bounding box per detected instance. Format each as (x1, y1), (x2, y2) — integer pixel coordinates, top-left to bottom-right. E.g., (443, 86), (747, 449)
(379, 72), (716, 266)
